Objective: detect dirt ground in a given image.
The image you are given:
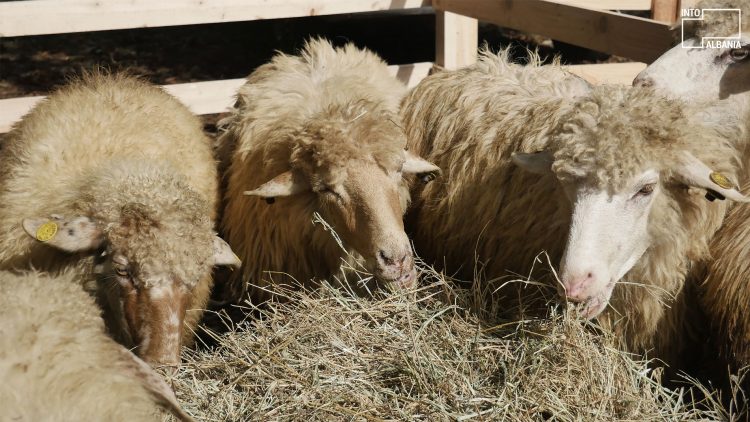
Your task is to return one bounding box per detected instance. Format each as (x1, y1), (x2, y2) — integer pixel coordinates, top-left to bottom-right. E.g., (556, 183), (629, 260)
(0, 8), (632, 139)
(0, 9), (625, 99)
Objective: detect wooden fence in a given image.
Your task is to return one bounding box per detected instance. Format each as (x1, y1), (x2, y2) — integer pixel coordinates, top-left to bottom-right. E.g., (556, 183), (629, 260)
(0, 0), (680, 133)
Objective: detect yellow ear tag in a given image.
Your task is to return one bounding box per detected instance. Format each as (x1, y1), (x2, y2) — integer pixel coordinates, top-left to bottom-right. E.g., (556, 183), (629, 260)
(36, 221), (58, 242)
(710, 172), (734, 190)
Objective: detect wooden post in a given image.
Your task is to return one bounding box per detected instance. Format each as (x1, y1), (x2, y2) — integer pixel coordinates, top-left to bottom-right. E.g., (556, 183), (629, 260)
(436, 10), (478, 70)
(434, 0), (673, 63)
(651, 0), (679, 23)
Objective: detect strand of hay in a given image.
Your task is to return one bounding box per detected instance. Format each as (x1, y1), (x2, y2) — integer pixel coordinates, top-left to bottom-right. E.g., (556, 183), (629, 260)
(164, 265), (728, 421)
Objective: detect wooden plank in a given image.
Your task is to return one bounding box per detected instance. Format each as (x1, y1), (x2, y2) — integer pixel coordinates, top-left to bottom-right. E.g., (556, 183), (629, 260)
(554, 0), (652, 10)
(651, 0), (679, 23)
(0, 62), (433, 133)
(436, 11), (478, 70)
(0, 96), (45, 134)
(0, 0), (431, 37)
(433, 0), (674, 63)
(566, 62), (646, 85)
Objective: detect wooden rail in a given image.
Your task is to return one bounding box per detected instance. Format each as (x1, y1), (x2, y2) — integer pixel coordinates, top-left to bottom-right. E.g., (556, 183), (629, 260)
(0, 0), (431, 37)
(434, 0), (674, 63)
(0, 0), (673, 133)
(0, 61), (647, 133)
(0, 63), (433, 133)
(559, 0), (652, 9)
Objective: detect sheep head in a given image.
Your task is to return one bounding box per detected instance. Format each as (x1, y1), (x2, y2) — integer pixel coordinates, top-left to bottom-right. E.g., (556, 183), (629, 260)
(513, 86), (748, 319)
(634, 1), (750, 102)
(244, 102), (439, 288)
(22, 169), (239, 365)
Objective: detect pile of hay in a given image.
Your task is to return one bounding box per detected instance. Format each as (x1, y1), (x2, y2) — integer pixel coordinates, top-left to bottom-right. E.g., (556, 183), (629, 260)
(164, 265), (729, 421)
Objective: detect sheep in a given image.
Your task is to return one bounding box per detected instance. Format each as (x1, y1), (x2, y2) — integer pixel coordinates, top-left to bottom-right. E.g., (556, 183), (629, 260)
(0, 72), (240, 365)
(219, 38), (439, 301)
(402, 50), (748, 365)
(635, 0), (750, 374)
(0, 270), (194, 421)
(634, 0), (750, 104)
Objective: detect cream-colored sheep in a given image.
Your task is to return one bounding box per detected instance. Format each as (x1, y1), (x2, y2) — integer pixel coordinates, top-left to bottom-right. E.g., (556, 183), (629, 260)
(635, 0), (750, 375)
(403, 51), (747, 367)
(0, 270), (193, 421)
(0, 73), (239, 365)
(219, 38), (438, 301)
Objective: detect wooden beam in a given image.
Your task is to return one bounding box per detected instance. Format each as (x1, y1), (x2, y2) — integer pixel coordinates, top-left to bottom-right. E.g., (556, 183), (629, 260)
(0, 63), (432, 133)
(651, 0), (679, 23)
(436, 11), (478, 70)
(567, 62), (646, 85)
(554, 0), (651, 10)
(0, 96), (45, 134)
(433, 0), (674, 63)
(0, 0), (431, 37)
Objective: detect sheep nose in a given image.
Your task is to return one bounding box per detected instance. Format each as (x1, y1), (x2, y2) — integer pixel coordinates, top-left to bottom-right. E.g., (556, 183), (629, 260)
(563, 271), (596, 301)
(633, 75), (654, 88)
(378, 249), (409, 268)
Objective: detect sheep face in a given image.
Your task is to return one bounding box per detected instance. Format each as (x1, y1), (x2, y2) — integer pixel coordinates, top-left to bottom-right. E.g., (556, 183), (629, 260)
(514, 86), (749, 319)
(557, 169), (660, 318)
(244, 107), (439, 288)
(634, 34), (750, 101)
(22, 176), (239, 365)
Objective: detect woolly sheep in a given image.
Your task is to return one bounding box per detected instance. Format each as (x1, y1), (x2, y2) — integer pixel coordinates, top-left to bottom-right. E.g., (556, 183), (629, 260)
(0, 270), (193, 421)
(0, 73), (240, 365)
(219, 38), (439, 300)
(402, 51), (748, 363)
(635, 0), (750, 372)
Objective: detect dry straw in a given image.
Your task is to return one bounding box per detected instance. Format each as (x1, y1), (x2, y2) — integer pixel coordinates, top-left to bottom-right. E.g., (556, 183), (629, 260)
(162, 258), (741, 421)
(160, 215), (744, 421)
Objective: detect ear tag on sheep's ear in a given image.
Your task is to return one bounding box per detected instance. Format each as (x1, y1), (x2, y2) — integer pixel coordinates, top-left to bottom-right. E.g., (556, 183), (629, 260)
(35, 221), (58, 242)
(709, 172), (734, 190)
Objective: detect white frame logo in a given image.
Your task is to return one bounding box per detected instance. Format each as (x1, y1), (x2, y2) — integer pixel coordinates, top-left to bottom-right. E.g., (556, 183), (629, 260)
(681, 8), (742, 48)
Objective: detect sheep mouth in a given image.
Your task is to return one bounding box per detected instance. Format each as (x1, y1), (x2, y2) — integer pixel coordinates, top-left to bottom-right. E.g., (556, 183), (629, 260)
(575, 281), (615, 319)
(379, 268), (417, 290)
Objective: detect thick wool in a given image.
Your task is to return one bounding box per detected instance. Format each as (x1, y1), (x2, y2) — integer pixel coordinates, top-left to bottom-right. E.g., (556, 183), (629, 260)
(404, 51), (742, 362)
(0, 73), (219, 347)
(0, 270), (191, 421)
(220, 39), (410, 299)
(676, 0), (750, 374)
(699, 201), (750, 372)
(402, 49), (590, 294)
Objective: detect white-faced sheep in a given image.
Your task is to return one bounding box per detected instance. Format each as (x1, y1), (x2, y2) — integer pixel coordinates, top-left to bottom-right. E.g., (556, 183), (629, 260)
(634, 0), (750, 104)
(0, 270), (193, 421)
(635, 0), (750, 373)
(219, 38), (439, 301)
(402, 51), (748, 365)
(0, 73), (240, 365)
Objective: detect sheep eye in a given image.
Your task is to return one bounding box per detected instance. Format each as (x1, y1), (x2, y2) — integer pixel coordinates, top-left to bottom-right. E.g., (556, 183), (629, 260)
(114, 265), (129, 277)
(636, 184), (655, 196)
(729, 47), (750, 62)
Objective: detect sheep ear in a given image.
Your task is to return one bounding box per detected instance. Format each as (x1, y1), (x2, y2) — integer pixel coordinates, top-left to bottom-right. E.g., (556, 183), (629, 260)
(212, 236), (241, 268)
(675, 151), (750, 202)
(243, 171), (308, 200)
(512, 150), (554, 174)
(22, 215), (104, 252)
(402, 151), (441, 182)
(118, 347), (195, 422)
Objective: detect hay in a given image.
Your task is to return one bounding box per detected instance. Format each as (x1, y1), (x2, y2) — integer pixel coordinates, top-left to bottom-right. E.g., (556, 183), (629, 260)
(164, 266), (728, 421)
